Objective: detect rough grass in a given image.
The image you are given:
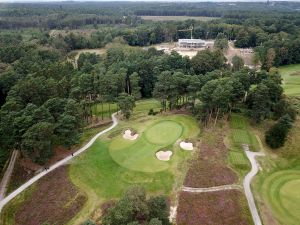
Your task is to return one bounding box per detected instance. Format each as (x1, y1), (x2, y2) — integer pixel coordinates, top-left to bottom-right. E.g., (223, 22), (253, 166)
(279, 64), (300, 96)
(184, 124), (238, 188)
(0, 167), (86, 225)
(176, 190), (253, 225)
(0, 185), (36, 225)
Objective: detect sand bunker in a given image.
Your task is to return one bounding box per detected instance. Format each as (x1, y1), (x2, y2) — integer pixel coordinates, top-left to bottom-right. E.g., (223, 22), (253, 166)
(180, 141), (194, 151)
(156, 150), (173, 161)
(123, 129), (139, 140)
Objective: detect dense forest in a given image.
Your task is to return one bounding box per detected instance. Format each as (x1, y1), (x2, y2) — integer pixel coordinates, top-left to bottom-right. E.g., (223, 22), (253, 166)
(0, 1), (299, 170)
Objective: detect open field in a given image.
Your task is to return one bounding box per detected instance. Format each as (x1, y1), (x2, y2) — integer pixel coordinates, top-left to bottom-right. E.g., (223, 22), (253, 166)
(279, 64), (300, 96)
(69, 99), (200, 223)
(177, 190), (253, 225)
(141, 16), (218, 21)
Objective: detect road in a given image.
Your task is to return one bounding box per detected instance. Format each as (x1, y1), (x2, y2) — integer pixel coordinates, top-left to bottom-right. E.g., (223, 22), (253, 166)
(0, 150), (19, 200)
(244, 149), (265, 225)
(0, 112), (118, 213)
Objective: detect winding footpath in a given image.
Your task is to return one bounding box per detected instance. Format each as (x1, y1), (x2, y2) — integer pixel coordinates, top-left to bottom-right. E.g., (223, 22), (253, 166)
(0, 112), (119, 213)
(177, 145), (265, 225)
(243, 149), (265, 225)
(182, 184), (242, 193)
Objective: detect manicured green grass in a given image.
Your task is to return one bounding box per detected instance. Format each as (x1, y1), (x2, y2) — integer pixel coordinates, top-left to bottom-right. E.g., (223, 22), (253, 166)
(230, 114), (259, 152)
(145, 120), (182, 145)
(279, 64), (300, 96)
(260, 170), (300, 225)
(69, 99), (200, 223)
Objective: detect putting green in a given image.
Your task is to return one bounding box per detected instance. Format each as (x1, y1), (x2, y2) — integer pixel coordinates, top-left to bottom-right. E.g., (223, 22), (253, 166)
(145, 121), (183, 145)
(261, 170), (300, 225)
(109, 118), (192, 172)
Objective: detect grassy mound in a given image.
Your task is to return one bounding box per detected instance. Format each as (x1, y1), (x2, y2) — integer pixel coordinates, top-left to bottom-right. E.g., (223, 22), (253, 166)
(279, 64), (300, 96)
(261, 170), (300, 225)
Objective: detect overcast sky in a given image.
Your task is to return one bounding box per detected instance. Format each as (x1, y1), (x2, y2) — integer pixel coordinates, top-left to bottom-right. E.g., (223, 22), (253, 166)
(1, 0), (300, 3)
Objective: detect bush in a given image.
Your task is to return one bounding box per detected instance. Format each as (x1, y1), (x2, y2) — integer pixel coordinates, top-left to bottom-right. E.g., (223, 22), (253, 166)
(265, 114), (293, 149)
(81, 220), (96, 225)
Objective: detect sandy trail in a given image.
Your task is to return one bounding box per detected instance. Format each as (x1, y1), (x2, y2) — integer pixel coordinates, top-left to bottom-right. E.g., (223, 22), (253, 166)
(0, 150), (19, 200)
(182, 184), (242, 193)
(0, 112), (118, 213)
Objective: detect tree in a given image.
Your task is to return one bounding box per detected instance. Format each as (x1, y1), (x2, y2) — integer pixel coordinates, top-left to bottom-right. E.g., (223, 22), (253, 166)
(247, 83), (271, 123)
(117, 93), (135, 119)
(81, 220), (96, 225)
(265, 48), (276, 71)
(21, 122), (54, 164)
(265, 115), (293, 149)
(191, 49), (226, 75)
(214, 33), (228, 51)
(153, 71), (178, 111)
(129, 72), (141, 100)
(147, 196), (170, 225)
(232, 55), (244, 71)
(148, 218), (163, 225)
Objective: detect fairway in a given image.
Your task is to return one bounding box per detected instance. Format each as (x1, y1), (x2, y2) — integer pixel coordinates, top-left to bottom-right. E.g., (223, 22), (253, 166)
(261, 170), (300, 225)
(279, 64), (300, 96)
(229, 114), (259, 152)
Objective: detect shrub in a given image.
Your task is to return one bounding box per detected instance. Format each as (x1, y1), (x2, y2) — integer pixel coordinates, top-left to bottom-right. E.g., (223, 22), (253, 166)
(265, 114), (293, 149)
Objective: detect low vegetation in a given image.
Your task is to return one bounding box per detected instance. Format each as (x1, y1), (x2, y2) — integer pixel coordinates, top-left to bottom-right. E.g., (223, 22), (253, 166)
(177, 190), (253, 225)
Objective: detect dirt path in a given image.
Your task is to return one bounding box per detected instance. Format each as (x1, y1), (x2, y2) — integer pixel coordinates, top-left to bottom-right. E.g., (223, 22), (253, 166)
(182, 184), (242, 193)
(243, 147), (265, 225)
(0, 150), (19, 200)
(0, 112), (118, 213)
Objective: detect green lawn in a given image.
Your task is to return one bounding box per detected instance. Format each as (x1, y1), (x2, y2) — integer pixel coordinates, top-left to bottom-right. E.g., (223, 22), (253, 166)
(279, 64), (300, 96)
(259, 169), (300, 225)
(229, 114), (259, 152)
(68, 99), (200, 223)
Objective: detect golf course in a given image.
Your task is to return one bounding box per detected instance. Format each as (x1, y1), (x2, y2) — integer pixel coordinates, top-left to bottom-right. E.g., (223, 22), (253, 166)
(259, 170), (300, 225)
(279, 64), (300, 96)
(68, 99), (200, 223)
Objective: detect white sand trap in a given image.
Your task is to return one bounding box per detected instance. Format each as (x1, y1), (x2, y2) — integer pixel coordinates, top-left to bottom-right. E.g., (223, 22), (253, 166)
(156, 151), (173, 161)
(123, 129), (139, 140)
(180, 141), (194, 151)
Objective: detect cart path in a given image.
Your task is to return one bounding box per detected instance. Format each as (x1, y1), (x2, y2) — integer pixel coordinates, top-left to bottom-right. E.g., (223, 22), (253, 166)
(0, 112), (118, 213)
(0, 150), (19, 200)
(243, 149), (265, 225)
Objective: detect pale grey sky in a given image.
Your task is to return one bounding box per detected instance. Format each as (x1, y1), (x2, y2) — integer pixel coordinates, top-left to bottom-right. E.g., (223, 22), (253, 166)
(1, 0), (300, 2)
